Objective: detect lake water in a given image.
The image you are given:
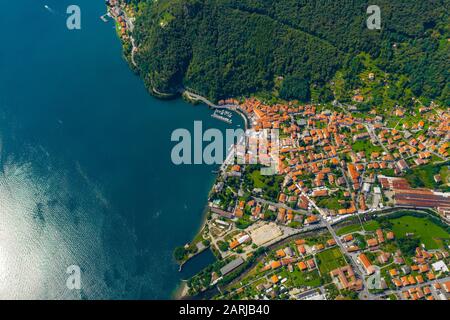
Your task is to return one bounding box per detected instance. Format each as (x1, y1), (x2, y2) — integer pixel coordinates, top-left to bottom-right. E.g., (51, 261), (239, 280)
(0, 0), (235, 299)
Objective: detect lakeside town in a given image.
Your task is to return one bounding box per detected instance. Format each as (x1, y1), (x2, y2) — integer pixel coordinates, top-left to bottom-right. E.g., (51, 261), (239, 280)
(176, 95), (449, 301)
(106, 0), (450, 301)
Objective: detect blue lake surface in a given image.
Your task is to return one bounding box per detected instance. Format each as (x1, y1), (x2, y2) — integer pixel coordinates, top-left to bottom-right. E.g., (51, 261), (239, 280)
(0, 0), (233, 299)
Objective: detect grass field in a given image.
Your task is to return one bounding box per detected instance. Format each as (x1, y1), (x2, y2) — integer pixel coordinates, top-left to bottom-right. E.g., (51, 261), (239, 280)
(405, 161), (449, 190)
(352, 139), (383, 158)
(316, 248), (347, 275)
(250, 169), (266, 188)
(280, 269), (322, 288)
(390, 215), (450, 249)
(336, 220), (380, 236)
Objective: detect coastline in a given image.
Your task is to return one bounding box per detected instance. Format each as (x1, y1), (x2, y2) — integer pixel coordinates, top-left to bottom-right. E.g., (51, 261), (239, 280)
(108, 1), (450, 302)
(109, 4), (233, 296)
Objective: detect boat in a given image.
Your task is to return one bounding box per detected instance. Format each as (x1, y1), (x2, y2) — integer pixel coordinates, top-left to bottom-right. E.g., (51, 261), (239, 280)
(211, 110), (232, 124)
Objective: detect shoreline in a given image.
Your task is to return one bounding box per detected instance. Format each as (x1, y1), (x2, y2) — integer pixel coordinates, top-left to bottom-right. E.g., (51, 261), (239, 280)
(109, 2), (449, 302)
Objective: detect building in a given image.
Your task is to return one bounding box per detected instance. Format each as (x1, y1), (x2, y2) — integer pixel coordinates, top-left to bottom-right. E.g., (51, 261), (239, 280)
(358, 253), (375, 275)
(220, 257), (245, 276)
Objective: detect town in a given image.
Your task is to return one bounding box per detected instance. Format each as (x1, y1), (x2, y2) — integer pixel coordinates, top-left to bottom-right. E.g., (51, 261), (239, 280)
(106, 0), (450, 301)
(176, 96), (449, 301)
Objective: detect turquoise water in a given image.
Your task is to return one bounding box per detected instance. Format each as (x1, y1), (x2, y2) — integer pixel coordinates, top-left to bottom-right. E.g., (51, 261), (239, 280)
(0, 0), (234, 299)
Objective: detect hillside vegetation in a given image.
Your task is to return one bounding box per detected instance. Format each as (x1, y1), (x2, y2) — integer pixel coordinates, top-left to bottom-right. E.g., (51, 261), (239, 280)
(130, 0), (449, 104)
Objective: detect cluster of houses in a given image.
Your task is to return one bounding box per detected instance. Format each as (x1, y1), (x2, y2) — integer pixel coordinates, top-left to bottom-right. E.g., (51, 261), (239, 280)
(211, 96), (448, 227)
(330, 265), (363, 291)
(400, 281), (449, 300)
(388, 247), (449, 292)
(106, 0), (132, 39)
(259, 238), (335, 276)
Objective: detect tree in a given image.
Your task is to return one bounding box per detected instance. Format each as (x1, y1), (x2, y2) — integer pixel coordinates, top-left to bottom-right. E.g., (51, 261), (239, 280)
(279, 76), (311, 102)
(397, 238), (420, 256)
(217, 241), (229, 252)
(174, 246), (187, 262)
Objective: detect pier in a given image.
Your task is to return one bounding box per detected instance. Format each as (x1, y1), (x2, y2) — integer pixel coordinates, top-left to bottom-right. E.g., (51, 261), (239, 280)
(182, 89), (250, 130)
(100, 13), (110, 22)
(211, 110), (232, 124)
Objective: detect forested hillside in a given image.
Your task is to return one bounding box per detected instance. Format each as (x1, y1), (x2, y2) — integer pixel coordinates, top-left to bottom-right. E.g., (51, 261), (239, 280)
(129, 0), (449, 105)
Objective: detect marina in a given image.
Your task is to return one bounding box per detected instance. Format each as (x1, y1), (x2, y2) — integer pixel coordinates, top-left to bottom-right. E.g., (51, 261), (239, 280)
(100, 13), (110, 22)
(211, 109), (233, 124)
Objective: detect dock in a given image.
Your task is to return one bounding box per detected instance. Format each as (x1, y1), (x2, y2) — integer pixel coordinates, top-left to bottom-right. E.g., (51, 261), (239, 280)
(100, 13), (110, 22)
(211, 110), (232, 124)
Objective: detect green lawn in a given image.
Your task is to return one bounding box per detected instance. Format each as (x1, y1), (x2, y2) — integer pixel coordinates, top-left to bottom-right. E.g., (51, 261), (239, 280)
(316, 248), (347, 275)
(390, 216), (450, 250)
(317, 197), (343, 210)
(279, 269), (322, 288)
(336, 220), (380, 236)
(405, 161), (449, 191)
(250, 169), (265, 188)
(352, 139), (383, 158)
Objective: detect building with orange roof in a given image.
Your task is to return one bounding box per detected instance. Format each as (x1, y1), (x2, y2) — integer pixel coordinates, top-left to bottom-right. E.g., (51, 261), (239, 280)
(426, 272), (435, 281)
(297, 245), (306, 255)
(389, 269), (398, 277)
(270, 261), (282, 270)
(367, 238), (378, 248)
(270, 275), (279, 284)
(376, 229), (385, 243)
(297, 261), (307, 271)
(306, 259), (316, 269)
(416, 275), (424, 284)
(419, 264), (429, 273)
(443, 281), (450, 293)
(276, 249), (286, 258)
(343, 234), (354, 242)
(358, 253), (375, 275)
(230, 240), (240, 250)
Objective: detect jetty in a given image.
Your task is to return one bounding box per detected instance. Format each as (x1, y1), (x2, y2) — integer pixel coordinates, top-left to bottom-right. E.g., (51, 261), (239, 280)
(182, 89), (249, 129)
(211, 110), (232, 124)
(100, 13), (110, 22)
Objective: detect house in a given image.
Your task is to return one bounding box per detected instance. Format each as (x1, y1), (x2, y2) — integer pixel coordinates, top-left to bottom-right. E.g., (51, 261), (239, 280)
(342, 234), (354, 242)
(401, 265), (411, 275)
(297, 245), (306, 255)
(297, 261), (307, 271)
(327, 239), (337, 247)
(378, 252), (390, 264)
(276, 249), (286, 258)
(271, 275), (279, 284)
(271, 261), (282, 270)
(386, 232), (395, 240)
(367, 238), (379, 248)
(432, 260), (449, 273)
(376, 229), (385, 243)
(306, 259), (316, 269)
(358, 253), (375, 275)
(396, 159), (409, 172)
(389, 269), (398, 277)
(330, 265), (362, 291)
(443, 281), (450, 293)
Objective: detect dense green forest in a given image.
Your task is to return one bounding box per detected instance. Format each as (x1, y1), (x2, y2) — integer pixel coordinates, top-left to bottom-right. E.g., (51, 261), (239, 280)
(129, 0), (449, 104)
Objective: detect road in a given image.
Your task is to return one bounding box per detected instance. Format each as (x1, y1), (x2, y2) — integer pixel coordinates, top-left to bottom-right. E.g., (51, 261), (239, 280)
(294, 183), (377, 300)
(183, 90), (250, 129)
